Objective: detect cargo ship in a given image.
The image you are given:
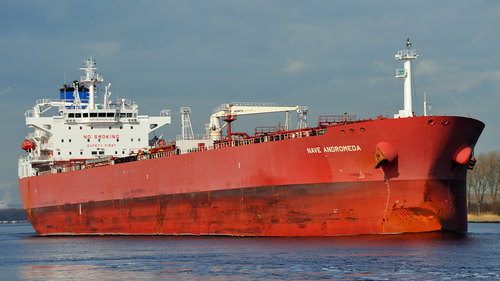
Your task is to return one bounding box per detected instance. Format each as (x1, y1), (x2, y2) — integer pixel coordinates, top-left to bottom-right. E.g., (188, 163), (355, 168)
(18, 40), (484, 236)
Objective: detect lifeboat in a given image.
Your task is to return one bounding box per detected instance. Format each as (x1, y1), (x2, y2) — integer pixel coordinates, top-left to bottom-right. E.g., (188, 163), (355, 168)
(21, 139), (35, 152)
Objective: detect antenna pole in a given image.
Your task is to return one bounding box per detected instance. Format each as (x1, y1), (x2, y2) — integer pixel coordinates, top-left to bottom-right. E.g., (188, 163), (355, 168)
(424, 92), (427, 116)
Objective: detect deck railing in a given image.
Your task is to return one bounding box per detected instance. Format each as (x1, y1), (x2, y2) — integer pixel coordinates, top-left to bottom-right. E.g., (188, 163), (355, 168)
(26, 127), (329, 177)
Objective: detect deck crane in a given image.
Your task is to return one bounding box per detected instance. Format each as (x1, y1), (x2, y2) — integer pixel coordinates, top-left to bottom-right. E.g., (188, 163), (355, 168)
(207, 102), (308, 140)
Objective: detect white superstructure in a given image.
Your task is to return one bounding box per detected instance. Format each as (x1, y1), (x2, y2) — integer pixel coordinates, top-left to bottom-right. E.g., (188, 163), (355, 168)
(19, 57), (171, 178)
(19, 57), (309, 179)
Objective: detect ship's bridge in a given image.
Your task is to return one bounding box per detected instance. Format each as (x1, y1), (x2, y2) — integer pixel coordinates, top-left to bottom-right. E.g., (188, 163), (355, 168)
(19, 56), (172, 179)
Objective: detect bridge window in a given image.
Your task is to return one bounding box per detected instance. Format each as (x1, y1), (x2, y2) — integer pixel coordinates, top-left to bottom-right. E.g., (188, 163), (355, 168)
(98, 112), (106, 117)
(83, 113), (88, 118)
(68, 113), (75, 118)
(75, 113), (81, 118)
(107, 113), (114, 117)
(92, 151), (97, 155)
(90, 113), (97, 117)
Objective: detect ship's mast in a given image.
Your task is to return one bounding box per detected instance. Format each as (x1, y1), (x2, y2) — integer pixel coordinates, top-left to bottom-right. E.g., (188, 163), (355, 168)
(80, 56), (103, 110)
(104, 83), (111, 109)
(181, 107), (194, 140)
(395, 38), (418, 118)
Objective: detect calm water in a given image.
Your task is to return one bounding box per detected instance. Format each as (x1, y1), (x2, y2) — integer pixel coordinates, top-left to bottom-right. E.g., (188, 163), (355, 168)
(1, 223), (500, 280)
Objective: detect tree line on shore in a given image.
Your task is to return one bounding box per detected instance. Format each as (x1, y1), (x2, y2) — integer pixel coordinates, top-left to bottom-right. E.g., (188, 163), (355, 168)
(467, 150), (500, 215)
(0, 208), (27, 221)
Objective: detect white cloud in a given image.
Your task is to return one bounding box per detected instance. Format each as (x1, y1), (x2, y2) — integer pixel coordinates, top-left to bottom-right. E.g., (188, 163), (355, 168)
(0, 192), (11, 209)
(373, 61), (393, 74)
(0, 182), (15, 209)
(0, 86), (12, 103)
(281, 60), (307, 74)
(81, 41), (122, 57)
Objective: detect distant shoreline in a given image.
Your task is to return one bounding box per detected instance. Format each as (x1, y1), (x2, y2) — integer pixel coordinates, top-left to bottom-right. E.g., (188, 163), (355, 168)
(0, 208), (28, 222)
(0, 220), (29, 224)
(468, 214), (500, 223)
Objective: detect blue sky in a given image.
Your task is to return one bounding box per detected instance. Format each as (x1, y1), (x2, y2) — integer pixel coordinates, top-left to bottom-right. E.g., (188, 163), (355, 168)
(1, 1), (499, 205)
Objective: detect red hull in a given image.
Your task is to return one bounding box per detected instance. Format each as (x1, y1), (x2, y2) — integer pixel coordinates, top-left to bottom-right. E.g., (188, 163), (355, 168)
(19, 116), (484, 236)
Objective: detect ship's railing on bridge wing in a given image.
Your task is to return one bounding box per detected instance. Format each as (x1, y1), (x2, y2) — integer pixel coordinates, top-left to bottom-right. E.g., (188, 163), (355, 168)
(18, 154), (52, 164)
(25, 110), (35, 118)
(36, 98), (61, 106)
(160, 110), (170, 117)
(28, 131), (51, 139)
